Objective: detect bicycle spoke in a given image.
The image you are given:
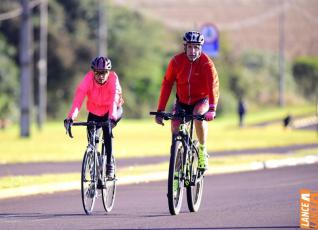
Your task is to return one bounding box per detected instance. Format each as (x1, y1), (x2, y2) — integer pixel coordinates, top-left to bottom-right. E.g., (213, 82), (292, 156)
(150, 112), (206, 214)
(187, 141), (204, 212)
(70, 121), (116, 215)
(102, 156), (116, 212)
(81, 151), (96, 215)
(168, 140), (184, 215)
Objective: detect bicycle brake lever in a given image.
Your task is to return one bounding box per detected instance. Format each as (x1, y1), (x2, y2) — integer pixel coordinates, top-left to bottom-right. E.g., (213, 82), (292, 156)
(195, 115), (205, 121)
(67, 126), (74, 138)
(163, 116), (170, 120)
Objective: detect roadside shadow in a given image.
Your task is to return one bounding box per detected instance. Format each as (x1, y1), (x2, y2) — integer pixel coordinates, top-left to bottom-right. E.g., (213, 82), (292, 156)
(0, 213), (299, 229)
(0, 211), (170, 220)
(0, 212), (85, 220)
(96, 227), (299, 230)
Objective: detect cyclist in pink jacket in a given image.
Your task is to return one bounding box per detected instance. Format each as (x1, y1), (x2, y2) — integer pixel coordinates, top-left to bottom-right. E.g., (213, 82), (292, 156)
(64, 56), (124, 178)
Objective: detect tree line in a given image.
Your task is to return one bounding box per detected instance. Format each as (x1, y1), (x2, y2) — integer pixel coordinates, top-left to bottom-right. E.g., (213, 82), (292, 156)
(0, 0), (317, 126)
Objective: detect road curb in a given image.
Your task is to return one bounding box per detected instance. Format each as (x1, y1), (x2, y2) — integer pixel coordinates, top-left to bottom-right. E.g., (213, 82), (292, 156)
(0, 155), (317, 200)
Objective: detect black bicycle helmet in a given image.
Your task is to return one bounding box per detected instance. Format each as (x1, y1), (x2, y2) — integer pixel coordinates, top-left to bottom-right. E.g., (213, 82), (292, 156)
(91, 56), (112, 71)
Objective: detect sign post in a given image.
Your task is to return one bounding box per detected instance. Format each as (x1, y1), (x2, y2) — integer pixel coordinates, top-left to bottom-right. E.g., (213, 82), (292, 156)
(200, 24), (219, 57)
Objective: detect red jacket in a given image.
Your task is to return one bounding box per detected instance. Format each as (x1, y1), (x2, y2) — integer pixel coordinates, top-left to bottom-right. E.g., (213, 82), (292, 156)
(157, 52), (219, 111)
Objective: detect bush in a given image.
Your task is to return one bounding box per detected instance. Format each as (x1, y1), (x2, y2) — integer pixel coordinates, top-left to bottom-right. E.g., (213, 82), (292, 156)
(292, 56), (318, 101)
(0, 35), (19, 122)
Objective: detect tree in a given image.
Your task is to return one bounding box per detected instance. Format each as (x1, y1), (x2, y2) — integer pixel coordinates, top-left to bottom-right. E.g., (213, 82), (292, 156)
(106, 4), (175, 118)
(0, 34), (19, 127)
(292, 56), (318, 101)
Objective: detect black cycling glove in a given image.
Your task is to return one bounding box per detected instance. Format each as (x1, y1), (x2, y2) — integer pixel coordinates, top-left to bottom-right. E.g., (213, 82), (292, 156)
(64, 118), (73, 138)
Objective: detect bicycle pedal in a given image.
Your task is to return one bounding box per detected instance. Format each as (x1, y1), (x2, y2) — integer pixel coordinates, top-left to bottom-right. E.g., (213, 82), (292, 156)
(198, 168), (207, 173)
(197, 171), (205, 179)
(97, 183), (106, 189)
(106, 177), (116, 182)
(97, 179), (103, 189)
(190, 176), (196, 186)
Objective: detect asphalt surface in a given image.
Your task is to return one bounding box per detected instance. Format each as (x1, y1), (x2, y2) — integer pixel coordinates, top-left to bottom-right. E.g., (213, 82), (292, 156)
(0, 163), (317, 229)
(1, 143), (318, 177)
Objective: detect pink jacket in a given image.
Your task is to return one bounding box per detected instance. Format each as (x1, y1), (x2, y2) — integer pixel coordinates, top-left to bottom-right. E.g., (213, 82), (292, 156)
(68, 71), (123, 120)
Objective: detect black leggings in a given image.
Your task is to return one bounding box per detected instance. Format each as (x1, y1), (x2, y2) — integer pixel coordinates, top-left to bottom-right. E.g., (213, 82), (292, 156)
(87, 107), (122, 164)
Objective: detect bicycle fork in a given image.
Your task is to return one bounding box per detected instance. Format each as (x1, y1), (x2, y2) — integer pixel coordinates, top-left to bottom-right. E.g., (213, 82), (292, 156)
(173, 130), (191, 188)
(186, 142), (203, 187)
(181, 140), (192, 188)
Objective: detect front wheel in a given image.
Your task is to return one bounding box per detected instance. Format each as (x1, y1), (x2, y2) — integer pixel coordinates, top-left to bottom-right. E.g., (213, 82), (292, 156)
(81, 150), (97, 215)
(186, 140), (204, 212)
(102, 155), (116, 212)
(167, 139), (184, 215)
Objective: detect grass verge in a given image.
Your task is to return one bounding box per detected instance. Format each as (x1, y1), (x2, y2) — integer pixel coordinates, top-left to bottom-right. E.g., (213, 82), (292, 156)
(1, 104), (317, 164)
(1, 148), (317, 191)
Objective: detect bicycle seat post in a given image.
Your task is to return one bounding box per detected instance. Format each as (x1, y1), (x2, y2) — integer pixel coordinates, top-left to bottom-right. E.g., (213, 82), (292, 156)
(189, 119), (194, 140)
(179, 109), (186, 124)
(88, 123), (96, 147)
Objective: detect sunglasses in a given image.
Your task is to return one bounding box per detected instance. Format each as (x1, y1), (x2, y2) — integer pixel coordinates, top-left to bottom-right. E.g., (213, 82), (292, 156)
(94, 70), (108, 76)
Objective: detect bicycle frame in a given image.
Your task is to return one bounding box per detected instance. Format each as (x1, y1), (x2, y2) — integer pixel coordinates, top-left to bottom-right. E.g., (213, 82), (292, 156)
(87, 124), (105, 178)
(69, 120), (117, 214)
(151, 111), (204, 183)
(74, 122), (109, 182)
(174, 117), (204, 187)
(150, 111), (206, 215)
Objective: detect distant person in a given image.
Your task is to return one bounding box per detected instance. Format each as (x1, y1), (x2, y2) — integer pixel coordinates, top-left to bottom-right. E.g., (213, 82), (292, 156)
(283, 114), (292, 129)
(154, 31), (220, 171)
(238, 98), (246, 127)
(64, 56), (124, 178)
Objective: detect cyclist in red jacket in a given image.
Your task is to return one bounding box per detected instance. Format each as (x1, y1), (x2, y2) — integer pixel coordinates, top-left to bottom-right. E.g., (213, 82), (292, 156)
(64, 56), (124, 178)
(155, 31), (219, 171)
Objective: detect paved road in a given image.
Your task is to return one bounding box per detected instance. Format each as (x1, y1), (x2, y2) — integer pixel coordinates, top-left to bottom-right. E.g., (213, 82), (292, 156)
(1, 143), (318, 177)
(0, 163), (317, 229)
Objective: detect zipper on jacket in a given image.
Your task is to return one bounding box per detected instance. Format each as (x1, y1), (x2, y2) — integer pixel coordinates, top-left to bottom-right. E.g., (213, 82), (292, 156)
(187, 63), (192, 104)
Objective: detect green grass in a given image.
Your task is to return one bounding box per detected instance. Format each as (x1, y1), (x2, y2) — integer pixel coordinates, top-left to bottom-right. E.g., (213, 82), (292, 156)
(243, 104), (316, 124)
(0, 104), (317, 164)
(0, 174), (80, 189)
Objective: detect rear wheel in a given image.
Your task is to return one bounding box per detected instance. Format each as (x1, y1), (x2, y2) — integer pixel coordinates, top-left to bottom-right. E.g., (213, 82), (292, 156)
(167, 139), (184, 215)
(186, 140), (204, 212)
(81, 150), (97, 215)
(102, 155), (116, 212)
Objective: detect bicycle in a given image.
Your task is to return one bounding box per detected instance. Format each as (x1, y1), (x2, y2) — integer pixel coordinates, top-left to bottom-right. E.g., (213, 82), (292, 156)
(66, 120), (116, 215)
(150, 111), (206, 215)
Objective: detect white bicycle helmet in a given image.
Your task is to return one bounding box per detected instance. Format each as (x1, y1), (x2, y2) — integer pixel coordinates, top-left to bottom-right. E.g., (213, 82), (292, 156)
(183, 31), (204, 45)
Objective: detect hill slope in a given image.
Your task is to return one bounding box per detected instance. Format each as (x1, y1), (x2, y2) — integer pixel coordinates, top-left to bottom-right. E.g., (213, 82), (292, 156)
(114, 0), (318, 59)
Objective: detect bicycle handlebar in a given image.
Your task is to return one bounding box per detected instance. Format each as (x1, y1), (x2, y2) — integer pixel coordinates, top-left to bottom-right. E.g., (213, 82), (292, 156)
(72, 121), (111, 127)
(149, 111), (205, 121)
(66, 120), (111, 138)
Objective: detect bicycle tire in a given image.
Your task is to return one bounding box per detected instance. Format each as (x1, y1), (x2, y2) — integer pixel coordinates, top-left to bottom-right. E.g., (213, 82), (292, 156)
(81, 150), (97, 215)
(186, 140), (204, 212)
(167, 139), (184, 215)
(102, 155), (117, 212)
